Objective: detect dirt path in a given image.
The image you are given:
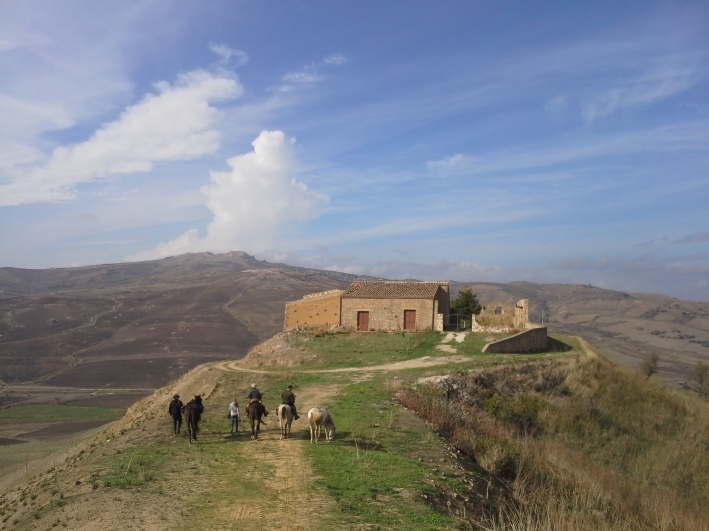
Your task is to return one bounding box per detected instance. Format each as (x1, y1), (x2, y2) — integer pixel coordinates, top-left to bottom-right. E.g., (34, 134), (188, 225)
(214, 354), (473, 374)
(201, 382), (343, 531)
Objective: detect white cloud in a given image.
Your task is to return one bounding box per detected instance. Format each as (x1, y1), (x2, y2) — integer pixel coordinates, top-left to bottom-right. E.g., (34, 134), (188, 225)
(581, 61), (698, 122)
(425, 121), (709, 177)
(0, 69), (242, 206)
(209, 42), (249, 67)
(322, 53), (347, 66)
(128, 130), (327, 261)
(280, 53), (348, 87)
(544, 94), (568, 114)
(282, 68), (322, 84)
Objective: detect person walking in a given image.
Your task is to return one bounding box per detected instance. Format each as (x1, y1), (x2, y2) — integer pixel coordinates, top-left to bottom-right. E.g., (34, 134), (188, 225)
(281, 384), (299, 420)
(168, 393), (183, 436)
(228, 397), (240, 434)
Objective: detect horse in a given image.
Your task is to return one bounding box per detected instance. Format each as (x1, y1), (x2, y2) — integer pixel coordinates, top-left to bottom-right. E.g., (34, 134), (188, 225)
(277, 404), (294, 439)
(182, 395), (204, 444)
(307, 407), (336, 444)
(246, 399), (267, 439)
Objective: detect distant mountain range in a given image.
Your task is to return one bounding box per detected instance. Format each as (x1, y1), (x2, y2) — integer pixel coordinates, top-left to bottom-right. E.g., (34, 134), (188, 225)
(1, 251), (707, 388)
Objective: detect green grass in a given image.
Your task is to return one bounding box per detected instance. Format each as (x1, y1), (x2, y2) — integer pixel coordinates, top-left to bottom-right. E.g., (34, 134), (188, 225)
(305, 375), (460, 530)
(96, 446), (169, 489)
(0, 404), (125, 424)
(296, 331), (444, 369)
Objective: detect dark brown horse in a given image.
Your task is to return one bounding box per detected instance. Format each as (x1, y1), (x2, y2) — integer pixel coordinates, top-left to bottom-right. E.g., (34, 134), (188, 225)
(182, 395), (204, 444)
(246, 399), (267, 439)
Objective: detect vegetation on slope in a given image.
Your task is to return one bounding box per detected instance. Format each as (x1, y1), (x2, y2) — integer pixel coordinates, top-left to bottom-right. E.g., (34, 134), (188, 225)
(398, 352), (709, 529)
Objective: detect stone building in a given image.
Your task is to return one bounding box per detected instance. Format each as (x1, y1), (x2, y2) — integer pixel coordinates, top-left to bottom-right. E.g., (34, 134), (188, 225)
(283, 281), (450, 332)
(474, 299), (529, 331)
(283, 289), (343, 330)
(340, 281), (450, 332)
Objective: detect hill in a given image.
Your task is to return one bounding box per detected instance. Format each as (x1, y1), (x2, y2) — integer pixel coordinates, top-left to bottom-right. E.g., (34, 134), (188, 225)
(452, 281), (709, 385)
(0, 252), (362, 389)
(2, 331), (708, 530)
(1, 253), (707, 397)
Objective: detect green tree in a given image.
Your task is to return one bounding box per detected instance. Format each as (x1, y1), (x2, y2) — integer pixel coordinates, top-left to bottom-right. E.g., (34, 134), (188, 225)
(450, 288), (482, 316)
(639, 353), (659, 380)
(690, 362), (709, 398)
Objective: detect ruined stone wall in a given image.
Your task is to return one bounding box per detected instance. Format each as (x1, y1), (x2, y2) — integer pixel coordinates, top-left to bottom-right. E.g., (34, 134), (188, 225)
(283, 290), (343, 330)
(481, 327), (548, 354)
(475, 299), (529, 331)
(514, 299), (529, 329)
(341, 298), (435, 331)
(476, 302), (517, 329)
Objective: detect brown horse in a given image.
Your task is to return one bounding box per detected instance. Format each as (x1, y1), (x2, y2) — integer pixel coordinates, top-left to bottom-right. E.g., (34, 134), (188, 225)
(246, 399), (267, 439)
(182, 395), (204, 444)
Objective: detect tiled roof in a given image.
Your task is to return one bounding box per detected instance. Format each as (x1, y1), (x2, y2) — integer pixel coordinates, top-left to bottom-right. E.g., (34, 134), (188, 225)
(342, 281), (447, 299)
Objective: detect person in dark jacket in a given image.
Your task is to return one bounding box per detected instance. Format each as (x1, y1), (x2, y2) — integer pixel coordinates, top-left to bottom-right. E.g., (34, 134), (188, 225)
(281, 385), (299, 420)
(247, 383), (262, 401)
(246, 383), (267, 420)
(168, 393), (184, 436)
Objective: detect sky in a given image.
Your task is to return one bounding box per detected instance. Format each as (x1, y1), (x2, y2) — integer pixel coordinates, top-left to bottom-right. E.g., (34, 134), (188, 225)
(0, 1), (708, 301)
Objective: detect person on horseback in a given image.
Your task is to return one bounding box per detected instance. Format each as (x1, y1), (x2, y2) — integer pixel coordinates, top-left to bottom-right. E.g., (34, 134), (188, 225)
(281, 384), (299, 420)
(246, 383), (267, 420)
(168, 393), (183, 436)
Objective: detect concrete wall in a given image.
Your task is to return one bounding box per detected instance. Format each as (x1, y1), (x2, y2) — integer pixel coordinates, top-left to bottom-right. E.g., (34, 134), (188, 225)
(283, 290), (343, 330)
(341, 297), (435, 331)
(481, 327), (548, 354)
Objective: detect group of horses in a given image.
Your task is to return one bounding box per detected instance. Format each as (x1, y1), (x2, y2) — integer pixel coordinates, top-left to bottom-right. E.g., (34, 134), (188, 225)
(178, 395), (335, 443)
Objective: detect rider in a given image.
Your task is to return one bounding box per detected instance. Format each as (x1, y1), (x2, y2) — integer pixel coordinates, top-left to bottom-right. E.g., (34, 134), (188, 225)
(246, 383), (267, 418)
(281, 384), (299, 420)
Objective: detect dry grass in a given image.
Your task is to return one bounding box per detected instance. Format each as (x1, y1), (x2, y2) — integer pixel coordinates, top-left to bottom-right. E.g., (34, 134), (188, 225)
(398, 355), (709, 530)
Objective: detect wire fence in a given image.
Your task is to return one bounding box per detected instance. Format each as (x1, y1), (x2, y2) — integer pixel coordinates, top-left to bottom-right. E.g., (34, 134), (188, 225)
(445, 314), (472, 331)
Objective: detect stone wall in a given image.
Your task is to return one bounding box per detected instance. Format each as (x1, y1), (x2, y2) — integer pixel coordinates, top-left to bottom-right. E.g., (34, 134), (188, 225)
(341, 297), (435, 331)
(283, 290), (343, 330)
(475, 298), (529, 331)
(481, 327), (548, 354)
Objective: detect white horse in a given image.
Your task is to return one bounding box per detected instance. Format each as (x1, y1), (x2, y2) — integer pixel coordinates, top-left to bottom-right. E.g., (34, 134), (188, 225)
(307, 407), (336, 444)
(277, 404), (294, 439)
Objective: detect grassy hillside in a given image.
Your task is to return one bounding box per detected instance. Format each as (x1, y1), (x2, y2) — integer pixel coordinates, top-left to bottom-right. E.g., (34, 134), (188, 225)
(0, 331), (706, 530)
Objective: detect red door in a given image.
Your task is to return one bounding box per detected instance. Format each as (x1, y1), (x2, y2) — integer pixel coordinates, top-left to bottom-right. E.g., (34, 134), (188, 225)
(357, 311), (369, 331)
(404, 310), (416, 331)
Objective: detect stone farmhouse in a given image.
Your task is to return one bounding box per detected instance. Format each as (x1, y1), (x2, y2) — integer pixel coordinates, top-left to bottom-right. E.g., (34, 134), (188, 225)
(284, 281), (450, 332)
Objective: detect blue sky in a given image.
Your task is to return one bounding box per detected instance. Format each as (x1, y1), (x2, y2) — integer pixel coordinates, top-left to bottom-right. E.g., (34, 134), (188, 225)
(0, 1), (708, 300)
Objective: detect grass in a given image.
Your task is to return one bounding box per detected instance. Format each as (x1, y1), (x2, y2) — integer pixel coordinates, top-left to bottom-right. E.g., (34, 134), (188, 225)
(398, 354), (709, 530)
(294, 330), (445, 369)
(96, 446), (168, 489)
(305, 376), (455, 529)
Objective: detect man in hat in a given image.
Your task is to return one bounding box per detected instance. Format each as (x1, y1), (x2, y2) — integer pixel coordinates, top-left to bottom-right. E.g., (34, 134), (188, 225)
(168, 393), (184, 436)
(281, 384), (299, 420)
(246, 383), (267, 420)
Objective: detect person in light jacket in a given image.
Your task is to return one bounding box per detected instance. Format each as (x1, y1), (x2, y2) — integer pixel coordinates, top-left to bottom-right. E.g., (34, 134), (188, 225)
(228, 398), (240, 434)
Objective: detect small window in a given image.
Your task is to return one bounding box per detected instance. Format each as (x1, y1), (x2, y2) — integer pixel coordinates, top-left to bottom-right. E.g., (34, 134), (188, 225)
(495, 307), (503, 315)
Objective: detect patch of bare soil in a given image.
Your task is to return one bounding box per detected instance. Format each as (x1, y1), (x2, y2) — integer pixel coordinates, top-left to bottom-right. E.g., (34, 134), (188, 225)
(16, 420), (111, 441)
(238, 330), (313, 369)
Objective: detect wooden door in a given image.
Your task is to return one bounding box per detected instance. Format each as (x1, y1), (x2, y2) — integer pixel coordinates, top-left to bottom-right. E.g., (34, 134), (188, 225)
(404, 310), (416, 330)
(357, 311), (369, 331)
